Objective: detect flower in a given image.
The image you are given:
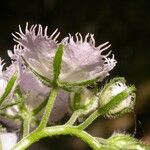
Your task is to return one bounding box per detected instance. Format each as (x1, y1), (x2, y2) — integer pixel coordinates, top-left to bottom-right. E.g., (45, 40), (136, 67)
(0, 132), (18, 150)
(98, 77), (136, 117)
(50, 90), (69, 122)
(0, 58), (7, 97)
(19, 66), (50, 108)
(12, 23), (117, 87)
(11, 23), (59, 82)
(60, 33), (117, 84)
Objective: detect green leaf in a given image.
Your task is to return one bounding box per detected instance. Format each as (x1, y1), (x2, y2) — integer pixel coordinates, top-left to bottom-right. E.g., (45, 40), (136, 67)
(0, 73), (17, 105)
(58, 76), (100, 89)
(53, 44), (64, 83)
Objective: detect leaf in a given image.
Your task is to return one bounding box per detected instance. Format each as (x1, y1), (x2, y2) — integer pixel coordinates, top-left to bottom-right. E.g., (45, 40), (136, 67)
(0, 73), (17, 105)
(53, 44), (64, 83)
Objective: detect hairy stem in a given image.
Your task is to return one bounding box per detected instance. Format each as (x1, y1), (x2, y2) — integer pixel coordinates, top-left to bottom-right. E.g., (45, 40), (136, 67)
(77, 110), (100, 130)
(22, 118), (31, 137)
(65, 109), (83, 125)
(13, 125), (101, 150)
(38, 88), (58, 129)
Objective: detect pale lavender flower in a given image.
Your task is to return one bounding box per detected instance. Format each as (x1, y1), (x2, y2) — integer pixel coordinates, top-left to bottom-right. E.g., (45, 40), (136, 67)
(50, 90), (69, 122)
(0, 58), (7, 97)
(0, 132), (18, 150)
(11, 23), (59, 81)
(12, 23), (116, 86)
(60, 33), (117, 83)
(19, 66), (50, 108)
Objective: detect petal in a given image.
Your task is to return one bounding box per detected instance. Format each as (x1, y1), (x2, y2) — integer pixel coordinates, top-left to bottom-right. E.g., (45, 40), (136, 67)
(12, 23), (59, 80)
(60, 33), (117, 83)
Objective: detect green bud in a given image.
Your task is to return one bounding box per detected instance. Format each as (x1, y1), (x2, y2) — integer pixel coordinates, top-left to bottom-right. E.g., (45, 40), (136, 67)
(70, 88), (98, 119)
(107, 133), (149, 150)
(98, 77), (136, 117)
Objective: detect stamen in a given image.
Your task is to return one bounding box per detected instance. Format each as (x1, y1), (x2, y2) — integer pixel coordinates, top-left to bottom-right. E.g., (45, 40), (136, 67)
(75, 33), (79, 42)
(12, 33), (20, 40)
(15, 32), (25, 39)
(90, 34), (95, 46)
(105, 50), (112, 57)
(19, 25), (25, 36)
(100, 44), (111, 53)
(30, 25), (35, 32)
(32, 25), (37, 36)
(37, 24), (43, 36)
(53, 32), (60, 41)
(25, 22), (29, 33)
(84, 33), (89, 42)
(97, 41), (109, 50)
(50, 29), (58, 39)
(44, 26), (48, 37)
(78, 33), (83, 42)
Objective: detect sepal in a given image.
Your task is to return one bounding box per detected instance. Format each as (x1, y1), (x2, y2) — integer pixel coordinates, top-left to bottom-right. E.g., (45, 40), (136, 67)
(98, 77), (136, 117)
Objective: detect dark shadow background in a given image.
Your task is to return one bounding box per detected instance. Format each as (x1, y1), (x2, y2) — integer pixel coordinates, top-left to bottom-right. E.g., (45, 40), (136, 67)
(0, 0), (150, 149)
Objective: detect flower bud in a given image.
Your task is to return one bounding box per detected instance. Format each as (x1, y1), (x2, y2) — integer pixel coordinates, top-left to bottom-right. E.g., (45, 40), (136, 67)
(70, 88), (98, 120)
(107, 133), (149, 150)
(98, 77), (136, 117)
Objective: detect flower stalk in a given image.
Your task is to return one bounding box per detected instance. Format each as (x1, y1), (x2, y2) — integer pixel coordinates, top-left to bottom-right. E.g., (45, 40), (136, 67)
(13, 125), (100, 150)
(65, 109), (84, 125)
(38, 88), (58, 129)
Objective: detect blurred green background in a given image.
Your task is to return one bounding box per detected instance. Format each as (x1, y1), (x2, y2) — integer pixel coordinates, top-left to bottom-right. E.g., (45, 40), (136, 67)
(0, 0), (150, 149)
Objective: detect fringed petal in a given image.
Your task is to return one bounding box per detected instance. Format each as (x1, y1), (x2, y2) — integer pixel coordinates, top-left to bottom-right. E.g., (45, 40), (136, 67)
(60, 33), (117, 83)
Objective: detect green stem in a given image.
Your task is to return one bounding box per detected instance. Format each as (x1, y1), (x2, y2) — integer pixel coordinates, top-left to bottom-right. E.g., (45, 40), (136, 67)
(22, 118), (31, 137)
(38, 88), (58, 129)
(65, 109), (83, 125)
(13, 125), (100, 150)
(77, 110), (100, 130)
